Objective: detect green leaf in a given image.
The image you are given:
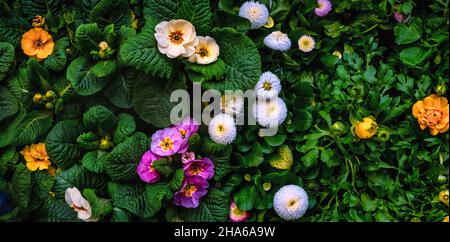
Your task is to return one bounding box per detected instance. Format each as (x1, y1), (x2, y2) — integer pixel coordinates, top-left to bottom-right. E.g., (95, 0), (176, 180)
(75, 23), (103, 51)
(41, 198), (77, 222)
(45, 120), (84, 168)
(83, 105), (117, 131)
(168, 169), (185, 191)
(90, 0), (131, 30)
(0, 42), (15, 81)
(215, 9), (252, 32)
(176, 0), (213, 35)
(7, 68), (32, 106)
(83, 188), (112, 220)
(27, 57), (51, 91)
(264, 134), (287, 147)
(104, 132), (150, 181)
(11, 163), (32, 208)
(44, 37), (70, 71)
(133, 77), (186, 127)
(394, 18), (422, 45)
(399, 47), (433, 67)
(91, 60), (117, 78)
(301, 149), (319, 168)
(185, 59), (226, 83)
(113, 113), (136, 144)
(67, 56), (109, 96)
(320, 53), (339, 69)
(13, 111), (53, 146)
(0, 107), (26, 148)
(143, 0), (177, 22)
(77, 132), (100, 150)
(320, 148), (340, 167)
(29, 172), (55, 211)
(144, 183), (172, 217)
(234, 185), (257, 211)
(103, 68), (139, 109)
(0, 85), (18, 122)
(119, 22), (175, 79)
(81, 150), (107, 173)
(207, 28), (261, 91)
(182, 188), (229, 222)
(108, 182), (164, 219)
(0, 17), (28, 47)
(294, 110), (313, 132)
(153, 158), (175, 178)
(203, 143), (232, 182)
(21, 0), (63, 17)
(53, 164), (109, 199)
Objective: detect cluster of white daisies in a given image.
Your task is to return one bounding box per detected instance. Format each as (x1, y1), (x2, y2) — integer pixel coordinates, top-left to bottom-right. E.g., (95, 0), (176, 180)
(239, 0), (333, 53)
(154, 19), (220, 64)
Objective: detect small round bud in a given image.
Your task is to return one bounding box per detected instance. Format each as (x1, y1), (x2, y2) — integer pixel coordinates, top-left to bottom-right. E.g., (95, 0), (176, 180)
(262, 182), (271, 191)
(244, 173), (251, 182)
(45, 102), (54, 110)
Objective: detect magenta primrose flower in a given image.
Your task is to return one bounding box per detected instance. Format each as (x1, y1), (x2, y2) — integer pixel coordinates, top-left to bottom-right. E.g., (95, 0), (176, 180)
(174, 117), (199, 153)
(183, 157), (214, 180)
(181, 151), (196, 164)
(136, 150), (161, 183)
(173, 176), (209, 208)
(151, 127), (183, 156)
(229, 201), (251, 222)
(394, 12), (407, 23)
(315, 0), (332, 17)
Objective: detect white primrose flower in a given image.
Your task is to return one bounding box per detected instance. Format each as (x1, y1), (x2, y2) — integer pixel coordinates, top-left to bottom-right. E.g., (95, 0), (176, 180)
(188, 36), (220, 65)
(65, 187), (98, 222)
(154, 19), (199, 58)
(273, 184), (309, 221)
(238, 1), (270, 29)
(208, 113), (237, 144)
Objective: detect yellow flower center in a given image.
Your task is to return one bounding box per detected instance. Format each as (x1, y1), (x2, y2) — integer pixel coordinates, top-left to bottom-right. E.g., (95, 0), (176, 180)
(169, 31), (184, 45)
(148, 165), (154, 172)
(262, 81), (272, 91)
(287, 199), (299, 211)
(179, 129), (187, 139)
(183, 184), (197, 197)
(189, 164), (203, 175)
(160, 137), (174, 151)
(216, 124), (226, 134)
(198, 47), (209, 57)
(232, 206), (246, 216)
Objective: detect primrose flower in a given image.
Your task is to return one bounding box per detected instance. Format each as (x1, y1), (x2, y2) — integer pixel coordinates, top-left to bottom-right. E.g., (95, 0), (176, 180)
(220, 93), (245, 115)
(444, 216), (449, 222)
(136, 150), (161, 183)
(252, 97), (288, 128)
(264, 31), (291, 52)
(238, 1), (270, 29)
(354, 117), (378, 139)
(394, 12), (407, 23)
(20, 143), (51, 172)
(439, 190), (449, 206)
(181, 151), (196, 164)
(298, 35), (315, 53)
(208, 114), (237, 144)
(273, 185), (309, 221)
(154, 19), (199, 58)
(229, 201), (251, 222)
(314, 0), (332, 17)
(183, 157), (214, 180)
(173, 176), (209, 208)
(65, 187), (97, 222)
(21, 28), (54, 60)
(174, 117), (200, 153)
(151, 127), (183, 156)
(412, 94), (449, 136)
(255, 71), (281, 99)
(188, 36), (220, 65)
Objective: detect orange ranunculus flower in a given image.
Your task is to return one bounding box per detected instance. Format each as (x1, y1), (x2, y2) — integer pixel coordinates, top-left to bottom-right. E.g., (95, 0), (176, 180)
(21, 28), (54, 61)
(412, 94), (449, 136)
(20, 143), (51, 171)
(355, 117), (378, 139)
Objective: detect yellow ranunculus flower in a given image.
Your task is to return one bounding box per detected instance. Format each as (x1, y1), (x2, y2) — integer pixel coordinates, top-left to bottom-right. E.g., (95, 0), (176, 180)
(439, 190), (449, 206)
(355, 117), (378, 139)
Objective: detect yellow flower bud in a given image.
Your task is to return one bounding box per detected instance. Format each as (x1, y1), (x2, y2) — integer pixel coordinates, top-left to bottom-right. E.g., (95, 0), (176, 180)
(32, 15), (45, 28)
(262, 182), (271, 191)
(33, 93), (42, 103)
(263, 17), (274, 28)
(332, 50), (342, 59)
(354, 117), (378, 139)
(45, 90), (55, 99)
(98, 41), (109, 51)
(244, 173), (251, 182)
(45, 102), (54, 110)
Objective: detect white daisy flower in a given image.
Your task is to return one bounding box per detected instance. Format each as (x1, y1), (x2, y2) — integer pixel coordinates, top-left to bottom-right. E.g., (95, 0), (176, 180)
(255, 71), (281, 99)
(298, 35), (315, 53)
(263, 31), (291, 51)
(238, 1), (270, 29)
(65, 187), (98, 222)
(208, 113), (237, 144)
(273, 184), (309, 221)
(252, 97), (287, 128)
(220, 94), (244, 115)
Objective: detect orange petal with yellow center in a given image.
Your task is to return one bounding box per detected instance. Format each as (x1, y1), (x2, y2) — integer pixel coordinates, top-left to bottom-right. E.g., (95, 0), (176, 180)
(38, 160), (51, 170)
(21, 39), (37, 56)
